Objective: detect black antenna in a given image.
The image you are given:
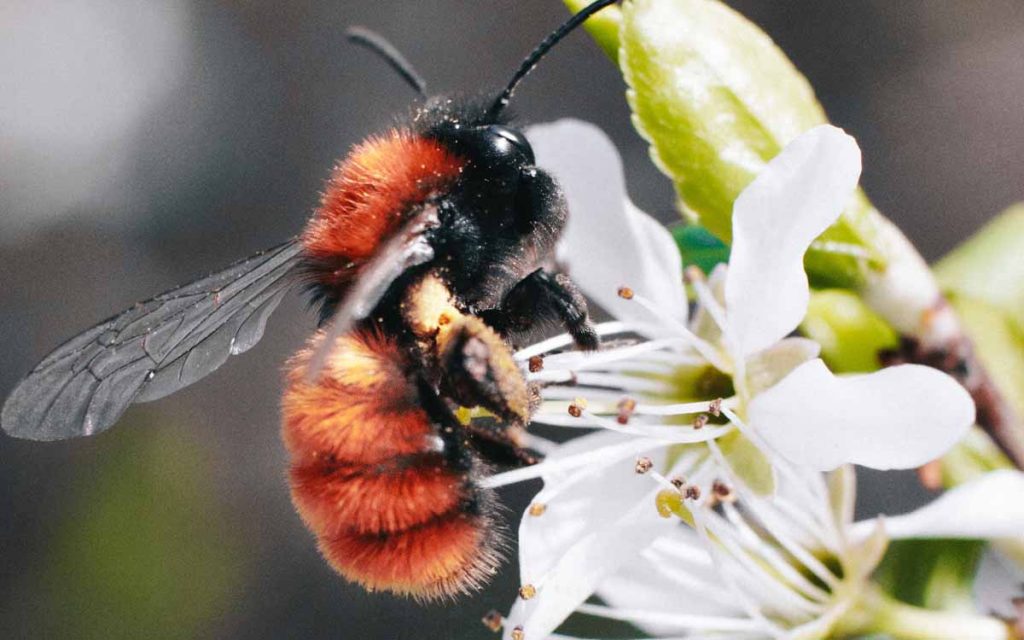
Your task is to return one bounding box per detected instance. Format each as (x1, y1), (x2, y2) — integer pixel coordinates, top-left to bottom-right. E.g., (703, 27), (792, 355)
(488, 0), (619, 118)
(346, 26), (427, 97)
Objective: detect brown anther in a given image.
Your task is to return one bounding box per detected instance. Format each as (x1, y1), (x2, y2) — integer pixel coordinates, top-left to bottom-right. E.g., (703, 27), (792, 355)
(683, 265), (705, 284)
(708, 398), (723, 417)
(518, 584), (537, 600)
(685, 484), (702, 500)
(511, 626), (525, 640)
(712, 479), (735, 503)
(692, 414), (708, 430)
(670, 475), (686, 490)
(528, 355), (544, 373)
(567, 403), (583, 418)
(616, 397), (637, 425)
(617, 286), (635, 300)
(438, 312), (452, 326)
(635, 457), (654, 474)
(528, 502), (547, 517)
(481, 610), (503, 632)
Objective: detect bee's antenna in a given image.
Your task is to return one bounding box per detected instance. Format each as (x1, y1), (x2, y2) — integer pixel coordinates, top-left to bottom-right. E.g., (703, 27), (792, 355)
(488, 0), (619, 119)
(346, 26), (428, 98)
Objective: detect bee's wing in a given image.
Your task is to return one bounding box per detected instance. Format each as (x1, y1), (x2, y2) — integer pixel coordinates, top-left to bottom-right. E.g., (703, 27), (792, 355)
(304, 204), (440, 379)
(2, 239), (304, 441)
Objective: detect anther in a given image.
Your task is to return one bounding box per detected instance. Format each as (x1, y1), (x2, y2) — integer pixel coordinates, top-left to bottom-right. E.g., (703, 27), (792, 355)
(528, 502), (547, 517)
(670, 475), (686, 490)
(692, 414), (708, 430)
(438, 312), (452, 326)
(635, 457), (654, 474)
(708, 398), (722, 417)
(685, 484), (702, 500)
(616, 397), (637, 425)
(528, 355), (544, 373)
(511, 626), (525, 640)
(481, 610), (503, 632)
(617, 286), (634, 300)
(712, 479), (735, 503)
(518, 584), (537, 600)
(568, 397), (587, 417)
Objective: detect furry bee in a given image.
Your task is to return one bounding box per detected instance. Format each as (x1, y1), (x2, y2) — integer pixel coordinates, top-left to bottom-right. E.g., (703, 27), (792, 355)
(1, 1), (616, 600)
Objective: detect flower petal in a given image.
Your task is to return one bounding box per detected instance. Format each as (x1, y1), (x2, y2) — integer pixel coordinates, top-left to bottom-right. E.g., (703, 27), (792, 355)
(526, 119), (688, 326)
(851, 470), (1024, 541)
(593, 529), (756, 635)
(507, 431), (677, 639)
(725, 125), (861, 359)
(974, 549), (1024, 619)
(749, 359), (975, 470)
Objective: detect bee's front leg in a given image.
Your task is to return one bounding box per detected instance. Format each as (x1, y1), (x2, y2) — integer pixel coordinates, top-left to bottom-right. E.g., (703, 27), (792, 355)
(481, 268), (599, 351)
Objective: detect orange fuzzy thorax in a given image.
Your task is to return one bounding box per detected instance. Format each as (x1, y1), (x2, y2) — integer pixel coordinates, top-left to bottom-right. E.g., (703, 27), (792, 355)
(301, 130), (463, 287)
(281, 329), (501, 600)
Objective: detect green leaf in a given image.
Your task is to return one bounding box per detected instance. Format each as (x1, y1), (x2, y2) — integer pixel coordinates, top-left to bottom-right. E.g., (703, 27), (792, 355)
(717, 430), (775, 495)
(802, 289), (899, 373)
(671, 223), (729, 274)
(619, 0), (885, 289)
(564, 0), (622, 62)
(874, 539), (985, 612)
(934, 203), (1024, 330)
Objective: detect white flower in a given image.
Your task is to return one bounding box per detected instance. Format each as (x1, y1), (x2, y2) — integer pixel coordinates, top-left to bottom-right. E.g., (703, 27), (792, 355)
(516, 119), (974, 473)
(481, 120), (989, 640)
(497, 430), (1024, 640)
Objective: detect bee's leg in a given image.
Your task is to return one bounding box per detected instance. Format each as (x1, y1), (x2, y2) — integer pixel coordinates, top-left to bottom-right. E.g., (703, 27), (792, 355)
(466, 424), (543, 468)
(415, 375), (539, 469)
(482, 269), (599, 351)
(403, 273), (532, 431)
(436, 314), (531, 426)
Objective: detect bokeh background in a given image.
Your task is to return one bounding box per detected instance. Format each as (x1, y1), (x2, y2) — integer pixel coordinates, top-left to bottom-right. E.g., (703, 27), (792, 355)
(2, 1), (1023, 638)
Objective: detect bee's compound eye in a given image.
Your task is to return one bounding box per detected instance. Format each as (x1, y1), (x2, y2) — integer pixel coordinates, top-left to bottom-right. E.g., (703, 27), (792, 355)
(477, 125), (535, 167)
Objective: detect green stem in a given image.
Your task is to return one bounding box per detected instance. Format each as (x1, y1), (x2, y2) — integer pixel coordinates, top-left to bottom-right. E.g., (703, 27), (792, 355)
(839, 587), (1012, 640)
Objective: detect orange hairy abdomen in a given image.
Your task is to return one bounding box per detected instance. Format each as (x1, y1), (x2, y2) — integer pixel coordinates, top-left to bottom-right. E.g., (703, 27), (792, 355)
(281, 329), (501, 600)
(300, 130), (463, 287)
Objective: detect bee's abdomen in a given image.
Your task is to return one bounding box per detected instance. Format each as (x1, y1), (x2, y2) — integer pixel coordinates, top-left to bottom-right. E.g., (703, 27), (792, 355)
(282, 329), (501, 600)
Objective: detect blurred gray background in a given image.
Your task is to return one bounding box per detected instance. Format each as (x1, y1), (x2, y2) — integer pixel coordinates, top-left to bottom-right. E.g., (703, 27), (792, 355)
(1, 1), (1022, 638)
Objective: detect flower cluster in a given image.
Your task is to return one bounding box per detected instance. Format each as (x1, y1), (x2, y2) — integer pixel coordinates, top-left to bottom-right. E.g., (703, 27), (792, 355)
(480, 121), (1024, 640)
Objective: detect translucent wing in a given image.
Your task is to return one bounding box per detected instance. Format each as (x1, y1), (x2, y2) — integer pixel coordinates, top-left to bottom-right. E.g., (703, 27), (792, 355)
(305, 204), (440, 379)
(2, 239), (304, 441)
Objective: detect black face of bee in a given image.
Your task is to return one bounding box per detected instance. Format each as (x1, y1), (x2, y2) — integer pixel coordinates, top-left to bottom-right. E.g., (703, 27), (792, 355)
(411, 99), (567, 311)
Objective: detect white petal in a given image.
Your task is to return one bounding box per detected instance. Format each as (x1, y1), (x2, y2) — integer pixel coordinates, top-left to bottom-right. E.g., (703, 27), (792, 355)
(725, 125), (861, 359)
(749, 359), (975, 471)
(974, 549), (1024, 618)
(508, 432), (676, 639)
(526, 119), (688, 326)
(850, 470), (1024, 541)
(595, 528), (752, 635)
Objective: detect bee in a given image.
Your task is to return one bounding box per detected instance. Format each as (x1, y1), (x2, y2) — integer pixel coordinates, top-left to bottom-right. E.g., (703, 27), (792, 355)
(1, 1), (616, 600)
